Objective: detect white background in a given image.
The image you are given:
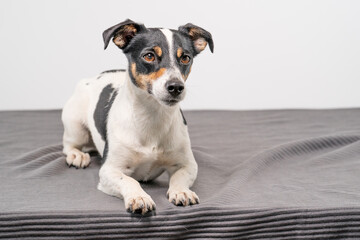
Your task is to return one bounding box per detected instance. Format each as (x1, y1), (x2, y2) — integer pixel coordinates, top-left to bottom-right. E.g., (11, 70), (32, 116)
(0, 0), (359, 110)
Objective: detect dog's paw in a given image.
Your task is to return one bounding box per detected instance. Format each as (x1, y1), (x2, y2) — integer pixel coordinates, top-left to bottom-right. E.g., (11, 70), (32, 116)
(167, 188), (199, 206)
(66, 149), (91, 169)
(125, 194), (156, 215)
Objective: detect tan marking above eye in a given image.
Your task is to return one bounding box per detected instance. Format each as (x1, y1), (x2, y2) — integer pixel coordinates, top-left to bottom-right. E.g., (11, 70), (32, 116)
(153, 46), (162, 57)
(131, 63), (166, 90)
(177, 48), (183, 58)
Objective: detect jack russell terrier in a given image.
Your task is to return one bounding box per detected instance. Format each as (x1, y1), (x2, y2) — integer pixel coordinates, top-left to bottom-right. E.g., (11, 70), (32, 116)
(62, 19), (214, 215)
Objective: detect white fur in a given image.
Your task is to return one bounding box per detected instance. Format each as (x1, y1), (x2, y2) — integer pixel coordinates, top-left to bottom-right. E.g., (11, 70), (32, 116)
(160, 29), (175, 65)
(62, 36), (198, 213)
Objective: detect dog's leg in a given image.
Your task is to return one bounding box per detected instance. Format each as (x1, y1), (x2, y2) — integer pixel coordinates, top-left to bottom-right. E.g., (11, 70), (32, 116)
(62, 123), (91, 168)
(62, 88), (92, 168)
(98, 162), (156, 214)
(167, 149), (199, 206)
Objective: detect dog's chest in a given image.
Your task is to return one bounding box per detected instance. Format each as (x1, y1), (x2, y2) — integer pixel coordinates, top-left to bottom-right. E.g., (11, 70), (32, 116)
(127, 146), (170, 181)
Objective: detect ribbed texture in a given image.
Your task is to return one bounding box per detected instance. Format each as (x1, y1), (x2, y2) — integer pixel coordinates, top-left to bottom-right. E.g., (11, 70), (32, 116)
(2, 208), (360, 239)
(1, 109), (360, 239)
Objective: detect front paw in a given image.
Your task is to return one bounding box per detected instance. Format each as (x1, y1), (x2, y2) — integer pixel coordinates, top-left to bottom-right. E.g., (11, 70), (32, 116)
(66, 149), (90, 169)
(167, 188), (199, 206)
(125, 194), (156, 215)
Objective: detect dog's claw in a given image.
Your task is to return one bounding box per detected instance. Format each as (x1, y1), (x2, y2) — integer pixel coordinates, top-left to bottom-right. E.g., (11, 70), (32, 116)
(179, 199), (186, 206)
(127, 204), (133, 213)
(125, 195), (156, 215)
(134, 208), (143, 214)
(168, 189), (199, 207)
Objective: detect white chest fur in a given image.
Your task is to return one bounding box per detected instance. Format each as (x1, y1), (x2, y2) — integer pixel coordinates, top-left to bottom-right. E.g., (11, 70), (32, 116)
(125, 146), (168, 181)
(102, 77), (189, 181)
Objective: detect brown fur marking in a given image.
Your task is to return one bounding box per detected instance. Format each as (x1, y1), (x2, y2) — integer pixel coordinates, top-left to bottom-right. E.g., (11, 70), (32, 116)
(188, 28), (198, 38)
(153, 46), (162, 57)
(131, 63), (166, 89)
(113, 24), (138, 48)
(177, 47), (183, 58)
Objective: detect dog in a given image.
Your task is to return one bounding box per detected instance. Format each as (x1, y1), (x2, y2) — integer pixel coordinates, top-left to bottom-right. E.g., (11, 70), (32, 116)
(62, 19), (213, 214)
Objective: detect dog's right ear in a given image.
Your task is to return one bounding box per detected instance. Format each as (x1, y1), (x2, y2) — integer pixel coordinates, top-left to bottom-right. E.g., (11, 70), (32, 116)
(103, 19), (147, 50)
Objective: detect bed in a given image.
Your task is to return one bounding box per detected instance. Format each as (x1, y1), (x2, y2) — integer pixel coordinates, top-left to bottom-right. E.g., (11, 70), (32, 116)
(1, 109), (360, 239)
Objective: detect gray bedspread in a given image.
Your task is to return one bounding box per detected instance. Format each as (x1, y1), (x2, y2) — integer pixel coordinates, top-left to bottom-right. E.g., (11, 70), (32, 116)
(1, 109), (360, 239)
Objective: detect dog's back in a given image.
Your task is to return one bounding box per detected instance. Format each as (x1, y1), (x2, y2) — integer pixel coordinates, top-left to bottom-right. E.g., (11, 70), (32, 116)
(62, 70), (126, 158)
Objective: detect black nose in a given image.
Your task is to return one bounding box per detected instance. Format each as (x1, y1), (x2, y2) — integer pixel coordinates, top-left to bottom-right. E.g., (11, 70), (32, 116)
(166, 80), (184, 97)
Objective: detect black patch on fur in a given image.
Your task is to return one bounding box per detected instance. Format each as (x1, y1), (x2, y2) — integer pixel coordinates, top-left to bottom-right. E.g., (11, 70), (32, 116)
(114, 27), (200, 89)
(97, 69), (126, 80)
(146, 82), (153, 94)
(180, 108), (187, 125)
(125, 29), (171, 87)
(103, 21), (213, 92)
(172, 31), (194, 78)
(102, 141), (109, 164)
(101, 69), (126, 74)
(123, 28), (199, 90)
(93, 84), (118, 158)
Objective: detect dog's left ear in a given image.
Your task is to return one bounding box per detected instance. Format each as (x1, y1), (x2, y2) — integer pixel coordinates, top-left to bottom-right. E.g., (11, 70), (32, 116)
(103, 19), (147, 50)
(178, 23), (214, 54)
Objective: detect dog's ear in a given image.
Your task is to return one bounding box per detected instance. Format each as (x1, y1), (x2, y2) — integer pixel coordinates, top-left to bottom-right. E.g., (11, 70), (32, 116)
(178, 23), (214, 54)
(103, 19), (147, 50)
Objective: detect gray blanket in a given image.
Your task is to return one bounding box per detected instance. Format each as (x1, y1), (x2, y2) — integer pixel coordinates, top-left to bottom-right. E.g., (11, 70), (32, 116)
(1, 109), (360, 239)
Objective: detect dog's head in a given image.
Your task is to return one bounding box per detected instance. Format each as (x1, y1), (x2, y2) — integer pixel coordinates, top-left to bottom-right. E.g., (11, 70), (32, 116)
(103, 19), (214, 106)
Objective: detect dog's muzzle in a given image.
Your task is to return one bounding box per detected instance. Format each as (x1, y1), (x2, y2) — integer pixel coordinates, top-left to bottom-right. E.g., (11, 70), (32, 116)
(166, 80), (184, 97)
(162, 79), (184, 106)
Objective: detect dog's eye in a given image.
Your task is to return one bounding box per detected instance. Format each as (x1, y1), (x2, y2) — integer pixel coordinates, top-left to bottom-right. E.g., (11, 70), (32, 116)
(180, 55), (191, 64)
(143, 53), (155, 62)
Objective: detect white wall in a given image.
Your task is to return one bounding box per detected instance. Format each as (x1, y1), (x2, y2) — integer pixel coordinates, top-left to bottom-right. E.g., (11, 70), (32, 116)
(0, 0), (359, 110)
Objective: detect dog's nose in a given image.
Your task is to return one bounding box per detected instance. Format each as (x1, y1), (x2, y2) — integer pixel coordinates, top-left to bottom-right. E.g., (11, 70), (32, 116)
(166, 80), (184, 97)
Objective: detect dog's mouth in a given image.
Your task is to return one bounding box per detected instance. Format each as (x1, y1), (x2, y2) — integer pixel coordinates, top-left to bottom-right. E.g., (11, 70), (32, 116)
(162, 98), (180, 106)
